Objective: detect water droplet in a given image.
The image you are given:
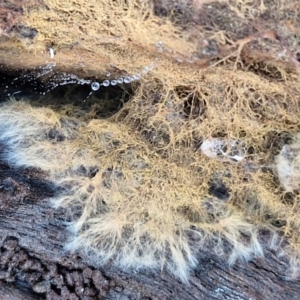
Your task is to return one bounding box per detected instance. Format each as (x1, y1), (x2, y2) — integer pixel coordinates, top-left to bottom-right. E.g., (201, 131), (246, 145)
(142, 67), (149, 74)
(132, 74), (141, 80)
(102, 80), (110, 87)
(84, 91), (93, 102)
(111, 80), (117, 86)
(124, 77), (131, 83)
(117, 78), (124, 84)
(91, 82), (100, 91)
(106, 72), (111, 77)
(157, 41), (163, 47)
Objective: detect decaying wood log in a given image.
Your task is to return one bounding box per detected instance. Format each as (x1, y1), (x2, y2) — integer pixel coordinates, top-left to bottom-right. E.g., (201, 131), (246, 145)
(1, 142), (300, 299)
(1, 0), (300, 299)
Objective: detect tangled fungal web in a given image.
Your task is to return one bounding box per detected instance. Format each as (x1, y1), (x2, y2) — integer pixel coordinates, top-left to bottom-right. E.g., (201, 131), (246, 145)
(0, 62), (155, 105)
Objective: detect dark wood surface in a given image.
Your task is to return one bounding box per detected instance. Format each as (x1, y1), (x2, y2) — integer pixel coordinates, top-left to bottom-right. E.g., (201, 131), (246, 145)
(0, 143), (300, 300)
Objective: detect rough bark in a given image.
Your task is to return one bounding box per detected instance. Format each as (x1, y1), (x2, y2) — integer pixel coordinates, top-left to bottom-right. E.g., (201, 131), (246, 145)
(0, 143), (300, 299)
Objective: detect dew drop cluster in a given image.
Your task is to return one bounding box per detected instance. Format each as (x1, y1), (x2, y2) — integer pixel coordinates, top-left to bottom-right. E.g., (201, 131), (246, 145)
(0, 62), (155, 101)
